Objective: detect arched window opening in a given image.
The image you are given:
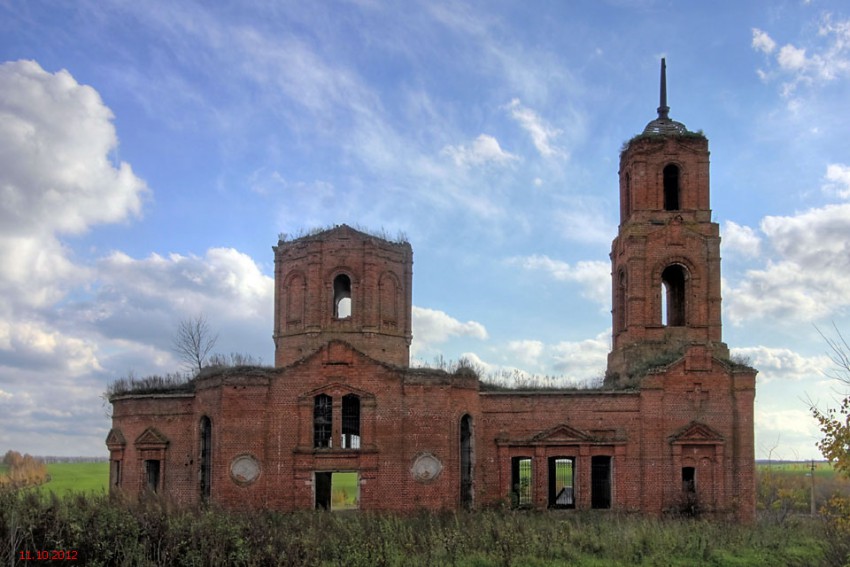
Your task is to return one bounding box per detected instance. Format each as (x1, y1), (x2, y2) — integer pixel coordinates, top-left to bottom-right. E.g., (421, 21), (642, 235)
(624, 172), (632, 220)
(661, 264), (687, 326)
(616, 270), (627, 332)
(663, 164), (680, 211)
(341, 394), (360, 449)
(314, 394), (333, 448)
(200, 416), (212, 500)
(460, 415), (473, 509)
(333, 274), (352, 319)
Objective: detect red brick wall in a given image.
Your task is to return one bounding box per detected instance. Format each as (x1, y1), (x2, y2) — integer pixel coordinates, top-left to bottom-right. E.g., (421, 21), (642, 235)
(273, 226), (413, 368)
(108, 130), (755, 521)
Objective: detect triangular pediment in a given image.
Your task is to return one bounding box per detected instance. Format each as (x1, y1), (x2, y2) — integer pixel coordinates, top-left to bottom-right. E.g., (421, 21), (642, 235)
(134, 427), (169, 447)
(105, 428), (126, 447)
(670, 421), (724, 444)
(285, 339), (401, 372)
(529, 424), (591, 444)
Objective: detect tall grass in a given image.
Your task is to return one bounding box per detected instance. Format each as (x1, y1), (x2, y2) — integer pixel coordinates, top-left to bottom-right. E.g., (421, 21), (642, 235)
(0, 488), (832, 567)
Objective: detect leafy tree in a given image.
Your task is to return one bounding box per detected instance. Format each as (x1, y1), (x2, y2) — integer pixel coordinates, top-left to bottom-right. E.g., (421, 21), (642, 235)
(810, 325), (850, 564)
(811, 325), (850, 477)
(172, 314), (218, 375)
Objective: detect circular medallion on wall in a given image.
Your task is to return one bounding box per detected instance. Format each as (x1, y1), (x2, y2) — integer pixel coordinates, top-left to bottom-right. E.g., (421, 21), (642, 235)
(410, 453), (443, 483)
(230, 454), (261, 485)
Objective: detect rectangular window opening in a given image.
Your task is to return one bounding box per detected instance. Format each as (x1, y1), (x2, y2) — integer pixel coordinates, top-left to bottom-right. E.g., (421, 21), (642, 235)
(341, 395), (361, 449)
(144, 459), (160, 493)
(314, 395), (333, 449)
(110, 460), (121, 488)
(511, 457), (532, 508)
(548, 457), (575, 509)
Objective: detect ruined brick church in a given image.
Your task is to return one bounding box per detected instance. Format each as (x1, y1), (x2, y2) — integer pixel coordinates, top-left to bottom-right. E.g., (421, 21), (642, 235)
(108, 62), (756, 521)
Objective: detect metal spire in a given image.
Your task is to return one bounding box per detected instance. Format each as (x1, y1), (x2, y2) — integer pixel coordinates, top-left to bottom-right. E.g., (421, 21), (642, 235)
(641, 57), (688, 136)
(657, 58), (670, 120)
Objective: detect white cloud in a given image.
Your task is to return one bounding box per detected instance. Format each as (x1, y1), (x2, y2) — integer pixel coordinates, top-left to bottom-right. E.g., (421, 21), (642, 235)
(0, 60), (147, 235)
(506, 339), (544, 367)
(442, 134), (518, 168)
(725, 183), (850, 324)
(509, 255), (610, 308)
(722, 221), (761, 258)
(752, 28), (776, 54)
(74, 247), (274, 355)
(755, 15), (850, 95)
(0, 60), (148, 309)
(448, 329), (609, 386)
(731, 345), (830, 384)
(755, 406), (821, 460)
(824, 163), (850, 198)
(554, 203), (615, 245)
(505, 98), (564, 158)
(411, 306), (488, 355)
(0, 319), (101, 377)
(777, 44), (808, 71)
(550, 330), (609, 383)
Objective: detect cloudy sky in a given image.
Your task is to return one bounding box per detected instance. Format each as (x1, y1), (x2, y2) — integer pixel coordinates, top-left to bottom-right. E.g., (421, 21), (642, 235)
(2, 0), (850, 460)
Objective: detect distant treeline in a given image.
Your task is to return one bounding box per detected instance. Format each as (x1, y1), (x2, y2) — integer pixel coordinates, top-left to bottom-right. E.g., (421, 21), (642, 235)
(39, 456), (109, 463)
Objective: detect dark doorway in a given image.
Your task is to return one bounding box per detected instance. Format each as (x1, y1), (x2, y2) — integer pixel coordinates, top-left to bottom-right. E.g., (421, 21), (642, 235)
(591, 456), (612, 509)
(548, 457), (575, 508)
(200, 416), (211, 500)
(315, 472), (332, 510)
(682, 466), (696, 494)
(460, 415), (473, 509)
(510, 457), (532, 508)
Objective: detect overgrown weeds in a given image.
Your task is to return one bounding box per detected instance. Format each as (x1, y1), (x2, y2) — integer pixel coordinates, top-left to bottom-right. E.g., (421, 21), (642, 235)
(0, 488), (834, 566)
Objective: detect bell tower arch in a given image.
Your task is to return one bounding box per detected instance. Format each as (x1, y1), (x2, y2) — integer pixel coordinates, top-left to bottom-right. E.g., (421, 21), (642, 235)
(273, 225), (413, 367)
(607, 59), (728, 384)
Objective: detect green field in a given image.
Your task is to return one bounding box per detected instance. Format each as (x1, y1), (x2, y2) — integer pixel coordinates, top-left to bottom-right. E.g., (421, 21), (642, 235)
(36, 462), (109, 495)
(758, 461), (835, 476)
(331, 471), (359, 510)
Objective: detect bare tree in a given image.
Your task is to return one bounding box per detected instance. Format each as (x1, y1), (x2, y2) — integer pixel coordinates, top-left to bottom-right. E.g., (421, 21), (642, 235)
(172, 315), (219, 375)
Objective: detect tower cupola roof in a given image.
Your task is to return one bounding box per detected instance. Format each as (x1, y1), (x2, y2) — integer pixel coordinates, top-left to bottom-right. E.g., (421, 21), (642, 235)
(642, 58), (690, 136)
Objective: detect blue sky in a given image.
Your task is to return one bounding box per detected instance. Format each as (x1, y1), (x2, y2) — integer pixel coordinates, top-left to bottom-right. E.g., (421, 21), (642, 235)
(2, 0), (850, 460)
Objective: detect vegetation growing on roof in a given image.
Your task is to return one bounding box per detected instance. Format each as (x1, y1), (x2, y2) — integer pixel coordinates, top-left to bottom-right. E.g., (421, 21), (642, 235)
(106, 353), (272, 399)
(416, 355), (604, 391)
(277, 224), (409, 245)
(106, 372), (194, 398)
(620, 129), (707, 154)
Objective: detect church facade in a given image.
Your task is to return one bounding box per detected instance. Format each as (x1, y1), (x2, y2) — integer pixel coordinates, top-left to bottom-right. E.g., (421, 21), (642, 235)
(107, 63), (756, 521)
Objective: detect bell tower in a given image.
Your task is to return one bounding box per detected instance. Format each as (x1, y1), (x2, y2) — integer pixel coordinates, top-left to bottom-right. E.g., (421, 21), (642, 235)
(273, 225), (413, 367)
(606, 59), (728, 384)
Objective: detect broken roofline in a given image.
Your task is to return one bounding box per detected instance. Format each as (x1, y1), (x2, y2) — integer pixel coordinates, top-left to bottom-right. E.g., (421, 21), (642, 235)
(277, 223), (410, 246)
